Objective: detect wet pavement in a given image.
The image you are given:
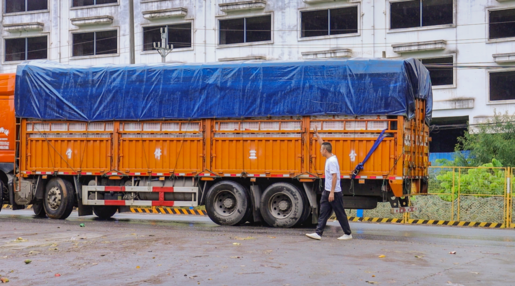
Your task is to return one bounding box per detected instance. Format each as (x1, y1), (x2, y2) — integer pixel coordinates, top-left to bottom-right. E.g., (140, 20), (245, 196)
(1, 209), (514, 285)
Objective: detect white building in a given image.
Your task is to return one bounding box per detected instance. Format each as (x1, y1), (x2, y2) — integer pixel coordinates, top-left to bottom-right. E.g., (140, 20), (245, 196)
(1, 0), (515, 152)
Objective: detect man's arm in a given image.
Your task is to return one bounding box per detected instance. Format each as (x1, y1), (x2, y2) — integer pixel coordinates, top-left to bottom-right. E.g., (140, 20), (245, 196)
(314, 125), (323, 145)
(329, 173), (337, 202)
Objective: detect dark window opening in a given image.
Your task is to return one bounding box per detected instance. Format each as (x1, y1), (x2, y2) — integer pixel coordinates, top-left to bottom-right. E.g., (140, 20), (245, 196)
(430, 117), (468, 153)
(391, 0), (453, 30)
(5, 0), (47, 13)
(73, 30), (117, 57)
(421, 57), (453, 86)
(72, 0), (117, 7)
(219, 15), (271, 45)
(301, 7), (358, 38)
(143, 23), (192, 51)
(490, 71), (515, 101)
(5, 36), (47, 62)
(489, 9), (515, 40)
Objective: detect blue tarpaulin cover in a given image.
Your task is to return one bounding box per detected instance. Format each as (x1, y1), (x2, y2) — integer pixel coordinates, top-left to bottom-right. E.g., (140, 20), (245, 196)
(15, 59), (432, 122)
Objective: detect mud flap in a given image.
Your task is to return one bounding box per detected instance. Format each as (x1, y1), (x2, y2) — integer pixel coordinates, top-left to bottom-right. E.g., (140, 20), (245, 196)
(250, 185), (262, 223)
(302, 183), (319, 224)
(9, 181), (25, 210)
(77, 183), (93, 216)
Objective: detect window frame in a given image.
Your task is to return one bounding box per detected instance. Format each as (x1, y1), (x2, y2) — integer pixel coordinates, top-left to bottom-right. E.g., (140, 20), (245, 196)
(70, 28), (120, 60)
(70, 0), (119, 10)
(216, 13), (274, 48)
(387, 0), (456, 34)
(487, 68), (515, 104)
(297, 4), (360, 41)
(487, 6), (515, 44)
(418, 54), (457, 90)
(140, 21), (195, 54)
(298, 5), (360, 41)
(3, 34), (49, 64)
(3, 0), (49, 15)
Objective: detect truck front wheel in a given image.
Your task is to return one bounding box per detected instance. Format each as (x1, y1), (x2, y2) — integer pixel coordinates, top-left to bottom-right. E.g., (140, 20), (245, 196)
(43, 178), (75, 220)
(93, 206), (118, 219)
(260, 183), (305, 228)
(205, 181), (252, 226)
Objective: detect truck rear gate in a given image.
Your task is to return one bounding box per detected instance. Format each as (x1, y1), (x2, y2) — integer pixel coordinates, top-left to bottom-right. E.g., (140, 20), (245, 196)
(7, 59), (432, 226)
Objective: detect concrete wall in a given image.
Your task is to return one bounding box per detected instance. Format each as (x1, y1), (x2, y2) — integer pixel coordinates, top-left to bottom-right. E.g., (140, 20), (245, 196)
(1, 0), (515, 123)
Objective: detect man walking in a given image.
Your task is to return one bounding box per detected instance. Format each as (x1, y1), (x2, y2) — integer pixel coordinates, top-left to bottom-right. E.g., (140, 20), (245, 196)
(306, 126), (352, 240)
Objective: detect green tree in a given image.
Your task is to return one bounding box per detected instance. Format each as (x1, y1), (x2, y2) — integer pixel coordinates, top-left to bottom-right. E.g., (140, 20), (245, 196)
(456, 111), (515, 167)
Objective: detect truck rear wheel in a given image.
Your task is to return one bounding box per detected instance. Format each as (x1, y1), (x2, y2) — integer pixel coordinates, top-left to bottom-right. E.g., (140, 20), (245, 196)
(93, 206), (118, 219)
(43, 178), (75, 220)
(260, 183), (305, 228)
(33, 201), (46, 218)
(205, 181), (251, 226)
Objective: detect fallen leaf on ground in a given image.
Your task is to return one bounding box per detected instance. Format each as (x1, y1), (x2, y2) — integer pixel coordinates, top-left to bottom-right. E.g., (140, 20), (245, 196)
(233, 243), (241, 246)
(234, 236), (255, 241)
(449, 251), (457, 255)
(365, 281), (378, 284)
(378, 255), (386, 258)
(267, 236), (276, 239)
(24, 260), (31, 265)
(0, 277), (9, 283)
(136, 266), (140, 269)
(230, 256), (241, 259)
(16, 237), (23, 241)
(415, 255), (423, 259)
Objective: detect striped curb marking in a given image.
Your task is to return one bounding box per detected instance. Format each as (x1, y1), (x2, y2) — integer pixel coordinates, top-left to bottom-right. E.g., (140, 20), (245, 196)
(349, 216), (503, 228)
(130, 207), (205, 216)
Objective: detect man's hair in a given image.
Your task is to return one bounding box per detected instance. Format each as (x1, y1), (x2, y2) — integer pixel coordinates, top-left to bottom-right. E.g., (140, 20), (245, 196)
(321, 142), (332, 153)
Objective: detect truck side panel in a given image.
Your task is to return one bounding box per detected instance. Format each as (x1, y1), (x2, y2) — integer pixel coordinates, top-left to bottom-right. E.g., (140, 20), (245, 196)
(0, 74), (15, 169)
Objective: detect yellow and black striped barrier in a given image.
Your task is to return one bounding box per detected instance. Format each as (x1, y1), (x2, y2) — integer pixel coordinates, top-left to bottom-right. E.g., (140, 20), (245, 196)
(130, 207), (206, 216)
(2, 204), (32, 210)
(348, 216), (503, 228)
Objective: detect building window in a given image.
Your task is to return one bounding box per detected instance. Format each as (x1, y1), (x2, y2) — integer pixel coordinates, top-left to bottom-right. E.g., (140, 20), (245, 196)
(390, 0), (453, 30)
(72, 30), (117, 57)
(420, 57), (453, 86)
(490, 71), (515, 101)
(5, 0), (47, 13)
(143, 23), (192, 51)
(5, 36), (47, 62)
(489, 9), (515, 40)
(72, 0), (117, 7)
(301, 7), (358, 38)
(219, 15), (271, 45)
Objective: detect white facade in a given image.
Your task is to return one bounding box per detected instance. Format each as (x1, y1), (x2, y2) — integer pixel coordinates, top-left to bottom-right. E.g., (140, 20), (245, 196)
(1, 0), (515, 129)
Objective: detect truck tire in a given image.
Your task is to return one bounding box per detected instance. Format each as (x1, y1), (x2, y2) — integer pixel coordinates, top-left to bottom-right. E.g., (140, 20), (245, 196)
(43, 178), (75, 220)
(205, 181), (252, 226)
(93, 206), (117, 219)
(33, 201), (46, 218)
(295, 187), (311, 226)
(0, 180), (3, 211)
(260, 182), (305, 228)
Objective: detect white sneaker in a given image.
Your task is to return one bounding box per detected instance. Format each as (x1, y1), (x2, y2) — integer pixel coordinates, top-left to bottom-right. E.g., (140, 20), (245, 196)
(306, 233), (321, 240)
(337, 234), (353, 240)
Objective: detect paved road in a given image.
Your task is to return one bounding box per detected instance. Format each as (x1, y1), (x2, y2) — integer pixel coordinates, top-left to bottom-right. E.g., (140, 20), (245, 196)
(1, 209), (514, 285)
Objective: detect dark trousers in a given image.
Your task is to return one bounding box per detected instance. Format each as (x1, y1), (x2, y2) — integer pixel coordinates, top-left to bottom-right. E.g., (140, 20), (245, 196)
(315, 191), (352, 236)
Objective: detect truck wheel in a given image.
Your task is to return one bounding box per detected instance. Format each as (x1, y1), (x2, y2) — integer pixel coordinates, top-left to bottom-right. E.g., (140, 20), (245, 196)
(43, 178), (75, 220)
(260, 183), (305, 228)
(93, 206), (118, 219)
(205, 181), (251, 226)
(33, 201), (46, 218)
(0, 180), (4, 211)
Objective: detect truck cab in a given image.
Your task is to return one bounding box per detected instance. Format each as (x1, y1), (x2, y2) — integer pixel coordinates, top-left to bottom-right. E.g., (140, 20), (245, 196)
(0, 74), (16, 208)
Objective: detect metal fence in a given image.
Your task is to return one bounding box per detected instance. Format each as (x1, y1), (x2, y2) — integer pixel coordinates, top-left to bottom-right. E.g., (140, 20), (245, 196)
(348, 166), (513, 228)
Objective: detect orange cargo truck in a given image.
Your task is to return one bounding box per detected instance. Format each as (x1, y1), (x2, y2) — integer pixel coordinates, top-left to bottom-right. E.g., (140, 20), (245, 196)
(3, 59), (432, 227)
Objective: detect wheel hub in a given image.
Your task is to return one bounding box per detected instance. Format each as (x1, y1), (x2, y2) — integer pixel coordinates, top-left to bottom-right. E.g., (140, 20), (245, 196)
(214, 190), (237, 216)
(269, 191), (293, 219)
(223, 197), (235, 208)
(278, 200), (289, 211)
(46, 187), (62, 211)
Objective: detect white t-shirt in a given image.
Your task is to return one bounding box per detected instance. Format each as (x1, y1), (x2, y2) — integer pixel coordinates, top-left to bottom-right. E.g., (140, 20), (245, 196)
(325, 155), (342, 192)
